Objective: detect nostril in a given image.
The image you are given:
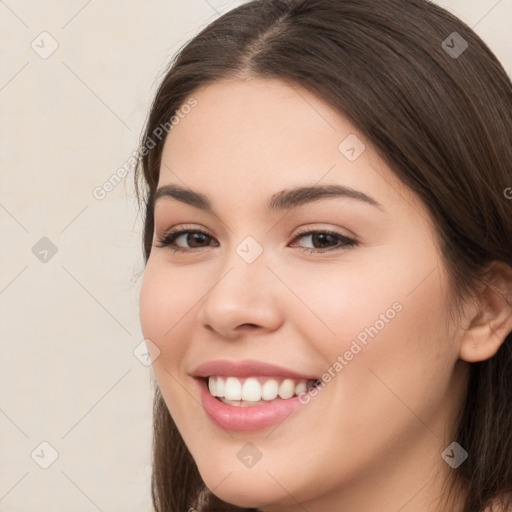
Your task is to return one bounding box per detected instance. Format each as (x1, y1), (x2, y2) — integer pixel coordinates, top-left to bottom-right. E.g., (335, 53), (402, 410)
(239, 323), (259, 329)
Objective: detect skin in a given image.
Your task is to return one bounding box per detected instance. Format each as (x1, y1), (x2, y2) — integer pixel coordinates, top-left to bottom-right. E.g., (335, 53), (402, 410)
(139, 77), (512, 512)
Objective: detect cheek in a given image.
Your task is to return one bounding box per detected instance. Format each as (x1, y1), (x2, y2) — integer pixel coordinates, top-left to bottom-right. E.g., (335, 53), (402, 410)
(272, 255), (402, 353)
(338, 265), (456, 426)
(139, 258), (199, 363)
(139, 260), (200, 420)
(285, 246), (455, 412)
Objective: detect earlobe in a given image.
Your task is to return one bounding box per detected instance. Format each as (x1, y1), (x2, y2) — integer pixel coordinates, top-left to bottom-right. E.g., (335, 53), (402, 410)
(459, 260), (512, 363)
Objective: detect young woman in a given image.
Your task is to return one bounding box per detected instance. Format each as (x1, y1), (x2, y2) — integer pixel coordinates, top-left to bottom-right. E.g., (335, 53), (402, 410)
(135, 1), (512, 510)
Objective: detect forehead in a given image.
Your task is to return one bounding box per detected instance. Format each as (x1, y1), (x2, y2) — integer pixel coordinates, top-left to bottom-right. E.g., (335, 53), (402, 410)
(158, 77), (425, 221)
(162, 77), (347, 163)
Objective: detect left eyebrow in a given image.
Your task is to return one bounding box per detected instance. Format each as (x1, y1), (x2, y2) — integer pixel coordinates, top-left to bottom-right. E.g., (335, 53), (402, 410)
(267, 184), (384, 211)
(153, 183), (384, 212)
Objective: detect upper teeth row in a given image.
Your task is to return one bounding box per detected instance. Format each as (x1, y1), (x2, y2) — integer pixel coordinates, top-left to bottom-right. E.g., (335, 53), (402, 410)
(208, 376), (311, 401)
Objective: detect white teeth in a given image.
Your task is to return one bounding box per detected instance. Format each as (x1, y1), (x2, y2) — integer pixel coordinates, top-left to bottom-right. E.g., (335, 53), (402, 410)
(208, 377), (216, 396)
(220, 398), (268, 407)
(214, 377), (225, 397)
(224, 377), (242, 400)
(207, 376), (313, 402)
(278, 379), (295, 399)
(242, 378), (261, 401)
(261, 379), (278, 400)
(295, 381), (307, 395)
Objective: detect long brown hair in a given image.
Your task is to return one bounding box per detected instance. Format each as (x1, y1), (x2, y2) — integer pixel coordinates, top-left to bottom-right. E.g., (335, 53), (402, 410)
(134, 1), (512, 510)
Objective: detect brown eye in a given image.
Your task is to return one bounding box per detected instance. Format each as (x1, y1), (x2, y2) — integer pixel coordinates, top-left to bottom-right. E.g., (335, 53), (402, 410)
(291, 230), (357, 253)
(154, 228), (357, 254)
(155, 229), (218, 252)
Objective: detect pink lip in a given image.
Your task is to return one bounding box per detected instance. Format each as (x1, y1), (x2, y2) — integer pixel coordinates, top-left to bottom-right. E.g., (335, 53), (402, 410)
(195, 377), (307, 432)
(192, 359), (318, 380)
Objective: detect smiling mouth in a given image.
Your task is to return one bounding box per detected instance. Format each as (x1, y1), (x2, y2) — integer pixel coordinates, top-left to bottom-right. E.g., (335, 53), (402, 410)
(204, 375), (320, 407)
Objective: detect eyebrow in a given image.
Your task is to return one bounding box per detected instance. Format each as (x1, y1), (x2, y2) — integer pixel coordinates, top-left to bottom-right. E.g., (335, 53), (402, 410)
(153, 183), (383, 212)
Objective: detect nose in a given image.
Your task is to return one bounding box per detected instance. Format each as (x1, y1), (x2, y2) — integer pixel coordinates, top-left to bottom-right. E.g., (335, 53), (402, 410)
(197, 253), (283, 340)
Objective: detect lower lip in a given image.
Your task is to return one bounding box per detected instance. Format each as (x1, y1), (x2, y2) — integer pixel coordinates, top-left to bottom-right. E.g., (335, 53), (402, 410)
(195, 378), (306, 432)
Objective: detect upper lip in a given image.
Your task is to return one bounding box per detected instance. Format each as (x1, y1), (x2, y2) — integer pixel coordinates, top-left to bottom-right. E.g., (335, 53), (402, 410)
(192, 359), (318, 380)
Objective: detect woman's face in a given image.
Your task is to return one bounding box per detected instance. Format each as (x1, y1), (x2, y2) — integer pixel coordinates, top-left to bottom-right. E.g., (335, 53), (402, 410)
(139, 77), (469, 511)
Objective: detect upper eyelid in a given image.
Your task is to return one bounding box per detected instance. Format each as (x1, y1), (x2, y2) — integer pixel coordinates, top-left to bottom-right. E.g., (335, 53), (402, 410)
(159, 225), (355, 239)
(158, 226), (357, 247)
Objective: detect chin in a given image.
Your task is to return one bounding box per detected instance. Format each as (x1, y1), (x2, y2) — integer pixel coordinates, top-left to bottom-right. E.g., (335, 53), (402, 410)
(197, 466), (293, 510)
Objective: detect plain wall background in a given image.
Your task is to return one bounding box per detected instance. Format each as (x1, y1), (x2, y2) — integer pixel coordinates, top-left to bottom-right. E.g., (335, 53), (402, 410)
(1, 1), (511, 510)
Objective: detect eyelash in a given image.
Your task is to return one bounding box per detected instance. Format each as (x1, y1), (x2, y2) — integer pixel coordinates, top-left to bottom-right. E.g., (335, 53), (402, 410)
(154, 227), (358, 254)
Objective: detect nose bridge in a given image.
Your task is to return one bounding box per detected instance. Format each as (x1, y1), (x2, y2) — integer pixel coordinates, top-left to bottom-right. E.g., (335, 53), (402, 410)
(198, 234), (282, 335)
(209, 235), (269, 308)
(215, 233), (269, 291)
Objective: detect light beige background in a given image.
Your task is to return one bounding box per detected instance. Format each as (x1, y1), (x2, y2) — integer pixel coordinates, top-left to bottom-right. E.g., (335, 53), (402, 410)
(1, 1), (511, 510)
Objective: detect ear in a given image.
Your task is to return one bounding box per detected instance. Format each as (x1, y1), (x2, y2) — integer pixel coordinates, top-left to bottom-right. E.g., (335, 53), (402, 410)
(459, 260), (512, 363)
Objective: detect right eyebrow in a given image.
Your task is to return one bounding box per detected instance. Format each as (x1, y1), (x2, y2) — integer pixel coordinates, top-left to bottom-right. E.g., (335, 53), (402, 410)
(154, 184), (211, 210)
